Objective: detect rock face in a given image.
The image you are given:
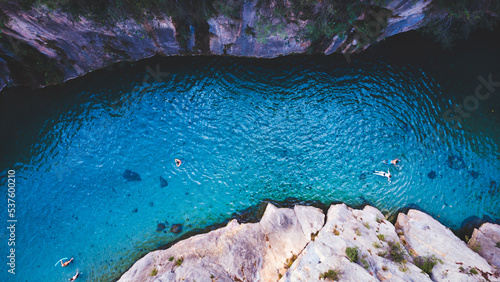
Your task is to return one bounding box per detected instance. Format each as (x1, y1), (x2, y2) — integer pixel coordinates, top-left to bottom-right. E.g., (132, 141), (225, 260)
(396, 210), (498, 281)
(0, 0), (434, 91)
(468, 223), (500, 269)
(119, 203), (500, 282)
(119, 204), (325, 281)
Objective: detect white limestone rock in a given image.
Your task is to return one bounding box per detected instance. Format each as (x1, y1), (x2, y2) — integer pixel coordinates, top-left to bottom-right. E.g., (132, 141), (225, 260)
(468, 223), (500, 270)
(118, 203), (324, 282)
(396, 210), (499, 281)
(283, 204), (430, 282)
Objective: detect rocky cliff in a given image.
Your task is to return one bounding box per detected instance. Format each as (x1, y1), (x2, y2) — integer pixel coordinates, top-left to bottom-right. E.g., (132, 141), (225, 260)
(0, 0), (434, 92)
(119, 203), (500, 281)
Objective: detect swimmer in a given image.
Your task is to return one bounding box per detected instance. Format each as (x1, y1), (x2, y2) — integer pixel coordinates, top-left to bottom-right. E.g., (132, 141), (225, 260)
(374, 170), (391, 181)
(69, 270), (79, 281)
(175, 158), (182, 167)
(61, 258), (73, 267)
(383, 158), (400, 166)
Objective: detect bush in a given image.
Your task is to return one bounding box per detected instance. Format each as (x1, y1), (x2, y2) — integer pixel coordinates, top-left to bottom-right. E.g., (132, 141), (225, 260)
(319, 269), (341, 281)
(346, 247), (359, 263)
(150, 267), (158, 276)
(168, 256), (174, 261)
(422, 0), (500, 48)
(414, 256), (440, 275)
(387, 241), (406, 263)
(175, 257), (183, 266)
(470, 243), (482, 253)
(470, 267), (478, 275)
(377, 234), (386, 241)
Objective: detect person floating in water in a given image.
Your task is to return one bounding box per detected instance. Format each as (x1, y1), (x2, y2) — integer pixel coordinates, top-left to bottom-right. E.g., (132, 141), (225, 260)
(61, 258), (73, 267)
(374, 170), (391, 181)
(175, 159), (182, 167)
(383, 158), (400, 166)
(69, 270), (79, 281)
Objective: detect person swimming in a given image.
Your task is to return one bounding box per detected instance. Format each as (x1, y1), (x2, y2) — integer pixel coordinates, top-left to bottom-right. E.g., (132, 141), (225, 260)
(69, 270), (79, 281)
(374, 170), (391, 181)
(383, 158), (400, 166)
(175, 159), (182, 167)
(61, 258), (73, 267)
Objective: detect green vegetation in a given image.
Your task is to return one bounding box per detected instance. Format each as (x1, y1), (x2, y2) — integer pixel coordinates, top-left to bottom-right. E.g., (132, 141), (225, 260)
(496, 242), (500, 248)
(355, 228), (362, 236)
(372, 242), (381, 249)
(470, 243), (482, 253)
(2, 0), (498, 53)
(254, 0), (391, 45)
(414, 255), (441, 275)
(376, 217), (383, 224)
(377, 234), (386, 241)
(423, 0), (500, 48)
(364, 222), (370, 229)
(377, 251), (387, 257)
(175, 257), (183, 266)
(284, 254), (298, 269)
(387, 241), (406, 263)
(345, 247), (359, 263)
(168, 256), (174, 261)
(150, 267), (158, 276)
(361, 258), (369, 269)
(382, 265), (388, 271)
(1, 0), (242, 21)
(470, 267), (478, 275)
(319, 269), (341, 281)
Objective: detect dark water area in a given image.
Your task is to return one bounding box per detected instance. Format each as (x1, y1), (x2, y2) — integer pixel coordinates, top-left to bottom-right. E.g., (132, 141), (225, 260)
(0, 28), (499, 281)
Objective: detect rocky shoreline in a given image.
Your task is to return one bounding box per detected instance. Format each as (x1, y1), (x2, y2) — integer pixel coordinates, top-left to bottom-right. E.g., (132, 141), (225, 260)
(0, 0), (433, 91)
(119, 203), (500, 281)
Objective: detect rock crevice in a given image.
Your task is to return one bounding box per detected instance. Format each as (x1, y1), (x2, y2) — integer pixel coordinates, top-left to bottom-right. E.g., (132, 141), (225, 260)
(119, 203), (500, 281)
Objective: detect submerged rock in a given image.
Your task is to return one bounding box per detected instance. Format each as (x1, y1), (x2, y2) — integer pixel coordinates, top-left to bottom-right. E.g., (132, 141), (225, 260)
(118, 203), (500, 282)
(156, 223), (166, 232)
(447, 155), (466, 170)
(427, 171), (436, 179)
(123, 169), (141, 181)
(170, 224), (183, 234)
(160, 176), (168, 187)
(489, 181), (498, 195)
(359, 173), (367, 180)
(468, 170), (479, 179)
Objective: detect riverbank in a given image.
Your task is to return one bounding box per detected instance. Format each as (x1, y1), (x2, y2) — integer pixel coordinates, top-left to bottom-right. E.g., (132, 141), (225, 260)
(119, 202), (500, 281)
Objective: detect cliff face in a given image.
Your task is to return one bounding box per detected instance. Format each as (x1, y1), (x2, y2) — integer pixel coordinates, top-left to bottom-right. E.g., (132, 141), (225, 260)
(0, 0), (432, 92)
(119, 203), (500, 282)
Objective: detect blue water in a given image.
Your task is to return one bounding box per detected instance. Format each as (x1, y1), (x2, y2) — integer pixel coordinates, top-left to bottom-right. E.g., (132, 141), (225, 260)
(1, 38), (500, 281)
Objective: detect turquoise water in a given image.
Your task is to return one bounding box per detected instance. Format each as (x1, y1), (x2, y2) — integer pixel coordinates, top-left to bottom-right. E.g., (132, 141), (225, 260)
(1, 33), (500, 281)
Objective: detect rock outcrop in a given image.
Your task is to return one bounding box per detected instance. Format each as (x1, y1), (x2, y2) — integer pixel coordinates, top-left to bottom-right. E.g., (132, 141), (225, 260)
(468, 223), (500, 270)
(0, 0), (434, 91)
(119, 203), (500, 282)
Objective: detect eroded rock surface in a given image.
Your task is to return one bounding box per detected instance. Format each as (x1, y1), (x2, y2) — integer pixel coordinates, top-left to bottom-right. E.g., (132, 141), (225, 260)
(0, 0), (434, 91)
(396, 210), (498, 281)
(119, 204), (500, 281)
(118, 204), (324, 282)
(468, 223), (500, 270)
